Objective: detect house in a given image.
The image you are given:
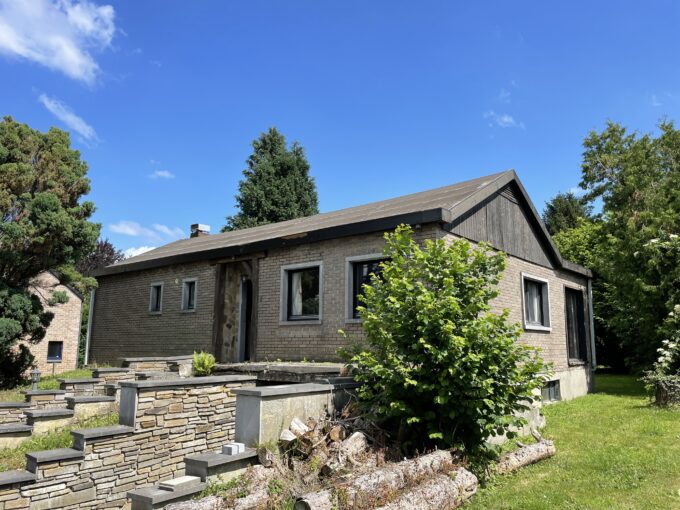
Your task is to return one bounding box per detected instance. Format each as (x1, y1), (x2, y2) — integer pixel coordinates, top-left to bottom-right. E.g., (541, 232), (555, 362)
(25, 271), (83, 375)
(88, 170), (595, 400)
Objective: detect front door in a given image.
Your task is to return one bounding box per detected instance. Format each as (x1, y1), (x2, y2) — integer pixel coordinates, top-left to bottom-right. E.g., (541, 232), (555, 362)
(237, 278), (252, 362)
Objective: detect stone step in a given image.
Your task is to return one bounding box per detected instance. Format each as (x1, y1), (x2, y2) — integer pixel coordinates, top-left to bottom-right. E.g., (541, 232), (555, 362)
(24, 408), (75, 435)
(0, 423), (33, 449)
(128, 481), (207, 510)
(22, 389), (67, 408)
(184, 447), (258, 482)
(66, 395), (117, 420)
(60, 378), (104, 395)
(0, 469), (37, 488)
(0, 402), (30, 426)
(158, 475), (202, 492)
(71, 424), (134, 450)
(26, 448), (84, 474)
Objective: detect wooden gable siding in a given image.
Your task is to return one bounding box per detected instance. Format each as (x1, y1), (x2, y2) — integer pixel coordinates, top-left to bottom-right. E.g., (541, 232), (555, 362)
(449, 184), (554, 268)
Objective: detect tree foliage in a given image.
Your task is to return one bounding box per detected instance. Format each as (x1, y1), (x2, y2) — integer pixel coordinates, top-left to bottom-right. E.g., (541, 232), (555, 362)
(550, 120), (680, 370)
(223, 127), (318, 231)
(542, 191), (592, 235)
(342, 225), (547, 458)
(0, 116), (99, 386)
(76, 238), (125, 275)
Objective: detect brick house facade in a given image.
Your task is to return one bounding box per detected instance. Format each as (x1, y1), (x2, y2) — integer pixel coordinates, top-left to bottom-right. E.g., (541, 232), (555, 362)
(89, 171), (595, 400)
(24, 271), (82, 375)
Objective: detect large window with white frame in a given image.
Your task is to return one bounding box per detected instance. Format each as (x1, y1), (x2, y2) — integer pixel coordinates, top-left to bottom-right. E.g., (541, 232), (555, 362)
(281, 262), (322, 322)
(182, 279), (197, 311)
(521, 273), (551, 330)
(346, 254), (387, 320)
(149, 282), (163, 313)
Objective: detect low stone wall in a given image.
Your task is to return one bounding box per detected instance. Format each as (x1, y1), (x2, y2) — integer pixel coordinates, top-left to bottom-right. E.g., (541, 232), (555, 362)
(121, 356), (192, 373)
(0, 404), (29, 425)
(234, 378), (359, 446)
(0, 375), (255, 509)
(92, 368), (136, 386)
(21, 390), (66, 409)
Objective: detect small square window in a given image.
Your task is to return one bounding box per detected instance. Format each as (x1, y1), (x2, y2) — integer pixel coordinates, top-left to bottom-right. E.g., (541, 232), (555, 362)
(541, 380), (561, 402)
(182, 280), (197, 311)
(283, 265), (321, 321)
(522, 274), (550, 330)
(351, 259), (386, 319)
(149, 283), (163, 313)
(47, 341), (63, 362)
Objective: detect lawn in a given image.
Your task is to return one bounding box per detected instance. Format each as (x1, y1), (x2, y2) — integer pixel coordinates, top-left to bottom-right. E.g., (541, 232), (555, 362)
(0, 368), (92, 402)
(0, 412), (119, 472)
(468, 374), (680, 510)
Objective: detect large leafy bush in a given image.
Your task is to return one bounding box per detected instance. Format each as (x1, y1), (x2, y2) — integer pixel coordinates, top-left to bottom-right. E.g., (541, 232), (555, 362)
(343, 225), (547, 456)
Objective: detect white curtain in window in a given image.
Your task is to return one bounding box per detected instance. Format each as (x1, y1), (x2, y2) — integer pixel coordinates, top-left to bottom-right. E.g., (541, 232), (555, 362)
(291, 272), (303, 316)
(525, 281), (541, 324)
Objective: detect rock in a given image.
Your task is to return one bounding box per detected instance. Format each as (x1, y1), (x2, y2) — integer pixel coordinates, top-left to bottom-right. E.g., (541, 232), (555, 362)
(165, 495), (225, 509)
(280, 429), (298, 443)
(290, 417), (310, 436)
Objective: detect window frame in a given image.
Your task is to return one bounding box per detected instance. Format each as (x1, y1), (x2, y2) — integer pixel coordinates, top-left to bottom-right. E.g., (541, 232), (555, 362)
(345, 253), (386, 323)
(181, 278), (198, 312)
(148, 282), (164, 314)
(46, 341), (63, 363)
(541, 379), (561, 403)
(280, 261), (323, 325)
(564, 285), (589, 364)
(521, 273), (551, 331)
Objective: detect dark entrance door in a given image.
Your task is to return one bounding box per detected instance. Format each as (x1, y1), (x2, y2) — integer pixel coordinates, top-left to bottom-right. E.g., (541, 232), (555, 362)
(565, 287), (587, 362)
(238, 279), (253, 362)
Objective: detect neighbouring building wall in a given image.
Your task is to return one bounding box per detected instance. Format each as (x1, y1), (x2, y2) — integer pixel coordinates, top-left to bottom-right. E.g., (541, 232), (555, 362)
(255, 225), (440, 361)
(24, 272), (81, 375)
(89, 261), (217, 365)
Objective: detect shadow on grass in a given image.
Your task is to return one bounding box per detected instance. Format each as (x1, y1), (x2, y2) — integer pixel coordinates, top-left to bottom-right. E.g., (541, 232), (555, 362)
(594, 373), (646, 397)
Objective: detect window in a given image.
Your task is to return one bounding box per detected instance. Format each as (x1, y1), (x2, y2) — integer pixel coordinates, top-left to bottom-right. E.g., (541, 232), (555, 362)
(281, 263), (322, 322)
(565, 287), (588, 362)
(522, 274), (550, 330)
(541, 380), (561, 402)
(149, 283), (163, 313)
(349, 258), (386, 319)
(47, 341), (63, 362)
(182, 279), (197, 311)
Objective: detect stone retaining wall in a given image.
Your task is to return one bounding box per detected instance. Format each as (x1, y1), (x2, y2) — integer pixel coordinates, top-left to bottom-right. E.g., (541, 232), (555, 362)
(0, 375), (255, 509)
(0, 405), (28, 425)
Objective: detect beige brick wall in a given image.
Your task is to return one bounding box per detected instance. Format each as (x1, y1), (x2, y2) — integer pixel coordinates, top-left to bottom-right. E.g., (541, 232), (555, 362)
(23, 272), (81, 375)
(256, 225), (440, 361)
(89, 262), (217, 365)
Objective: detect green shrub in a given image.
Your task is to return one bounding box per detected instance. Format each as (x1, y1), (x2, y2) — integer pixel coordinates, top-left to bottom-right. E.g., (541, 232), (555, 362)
(341, 225), (548, 459)
(193, 351), (216, 376)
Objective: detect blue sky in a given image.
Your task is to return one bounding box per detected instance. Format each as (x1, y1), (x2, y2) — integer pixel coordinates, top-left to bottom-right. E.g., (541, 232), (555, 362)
(1, 1), (679, 256)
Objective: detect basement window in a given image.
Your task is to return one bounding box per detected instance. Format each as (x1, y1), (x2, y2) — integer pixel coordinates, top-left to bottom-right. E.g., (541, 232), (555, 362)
(281, 262), (322, 323)
(182, 279), (197, 311)
(47, 341), (63, 362)
(522, 273), (551, 331)
(149, 283), (163, 313)
(541, 380), (561, 402)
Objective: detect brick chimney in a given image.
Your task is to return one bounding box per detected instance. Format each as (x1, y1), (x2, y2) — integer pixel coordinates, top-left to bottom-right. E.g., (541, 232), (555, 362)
(190, 224), (211, 238)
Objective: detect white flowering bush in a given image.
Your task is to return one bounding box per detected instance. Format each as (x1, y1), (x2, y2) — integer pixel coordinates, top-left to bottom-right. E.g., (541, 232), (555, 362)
(641, 305), (680, 406)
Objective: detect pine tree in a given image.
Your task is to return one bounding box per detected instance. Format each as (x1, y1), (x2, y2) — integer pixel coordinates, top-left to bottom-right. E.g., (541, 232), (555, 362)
(223, 128), (319, 231)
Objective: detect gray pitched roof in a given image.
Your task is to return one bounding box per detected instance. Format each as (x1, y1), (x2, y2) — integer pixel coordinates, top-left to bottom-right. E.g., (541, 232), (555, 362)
(96, 170), (591, 277)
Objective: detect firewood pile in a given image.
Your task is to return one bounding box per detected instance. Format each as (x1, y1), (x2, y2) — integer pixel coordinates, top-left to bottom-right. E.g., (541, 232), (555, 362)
(166, 409), (557, 510)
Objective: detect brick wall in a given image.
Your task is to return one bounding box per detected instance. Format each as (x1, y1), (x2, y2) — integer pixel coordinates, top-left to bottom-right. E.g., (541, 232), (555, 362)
(23, 272), (81, 375)
(89, 262), (217, 365)
(256, 225), (439, 361)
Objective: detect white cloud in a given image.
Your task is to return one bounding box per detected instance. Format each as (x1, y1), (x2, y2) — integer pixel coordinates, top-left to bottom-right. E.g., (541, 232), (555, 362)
(110, 221), (185, 243)
(651, 94), (662, 107)
(0, 0), (115, 84)
(149, 170), (175, 180)
(152, 224), (184, 238)
(483, 110), (525, 129)
(498, 88), (511, 103)
(38, 93), (97, 141)
(122, 246), (155, 259)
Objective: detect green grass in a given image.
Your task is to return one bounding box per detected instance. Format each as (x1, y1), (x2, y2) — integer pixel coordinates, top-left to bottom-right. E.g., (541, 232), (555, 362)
(467, 374), (680, 510)
(0, 412), (118, 472)
(0, 368), (92, 402)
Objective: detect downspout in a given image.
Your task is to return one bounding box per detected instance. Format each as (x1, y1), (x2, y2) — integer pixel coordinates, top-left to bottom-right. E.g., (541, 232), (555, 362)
(587, 279), (597, 371)
(84, 289), (95, 366)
